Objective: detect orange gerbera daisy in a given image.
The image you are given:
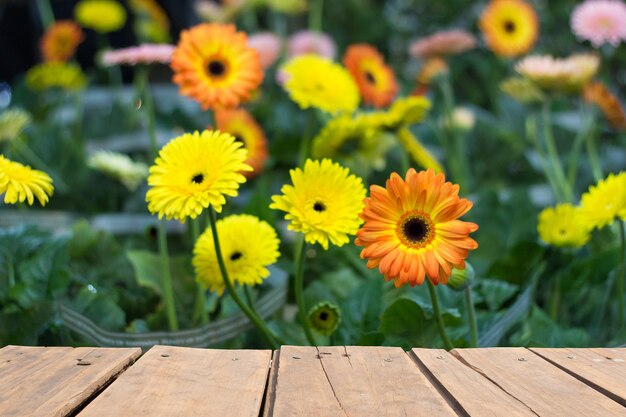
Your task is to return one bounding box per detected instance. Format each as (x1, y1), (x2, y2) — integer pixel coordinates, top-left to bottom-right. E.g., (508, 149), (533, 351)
(355, 168), (478, 287)
(343, 44), (398, 108)
(584, 82), (626, 131)
(40, 20), (84, 62)
(171, 23), (263, 110)
(215, 108), (268, 177)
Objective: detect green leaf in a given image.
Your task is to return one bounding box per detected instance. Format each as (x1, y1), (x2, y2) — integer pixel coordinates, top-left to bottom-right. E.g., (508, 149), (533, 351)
(509, 305), (589, 347)
(479, 279), (519, 311)
(380, 298), (439, 348)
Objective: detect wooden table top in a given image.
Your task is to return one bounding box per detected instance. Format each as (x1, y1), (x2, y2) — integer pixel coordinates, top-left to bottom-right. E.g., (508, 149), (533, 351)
(0, 344), (625, 416)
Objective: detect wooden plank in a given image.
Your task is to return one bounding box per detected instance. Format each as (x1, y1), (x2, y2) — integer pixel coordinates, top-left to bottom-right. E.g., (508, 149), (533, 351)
(411, 349), (536, 417)
(530, 347), (626, 406)
(453, 348), (626, 416)
(269, 345), (457, 417)
(78, 345), (271, 417)
(263, 350), (279, 417)
(0, 345), (140, 417)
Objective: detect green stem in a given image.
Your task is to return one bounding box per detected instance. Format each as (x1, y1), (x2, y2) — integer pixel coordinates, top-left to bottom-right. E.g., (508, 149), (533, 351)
(308, 0), (325, 31)
(439, 76), (469, 190)
(35, 0), (55, 29)
(244, 285), (256, 310)
(137, 66), (158, 155)
(464, 286), (478, 348)
(294, 234), (316, 345)
(526, 116), (564, 202)
(427, 280), (454, 350)
(208, 207), (280, 349)
(585, 127), (603, 182)
(158, 220), (178, 331)
(13, 136), (69, 193)
(548, 275), (561, 321)
(541, 101), (572, 202)
(298, 110), (316, 166)
(566, 121), (590, 188)
(191, 218), (208, 325)
(617, 221), (625, 329)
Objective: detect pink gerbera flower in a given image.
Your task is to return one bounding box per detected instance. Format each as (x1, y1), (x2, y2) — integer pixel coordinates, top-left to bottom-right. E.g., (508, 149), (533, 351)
(287, 30), (336, 59)
(248, 32), (283, 68)
(409, 29), (477, 58)
(101, 44), (175, 66)
(571, 0), (626, 47)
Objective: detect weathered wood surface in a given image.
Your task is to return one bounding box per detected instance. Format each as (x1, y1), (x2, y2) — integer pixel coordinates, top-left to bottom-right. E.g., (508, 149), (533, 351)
(78, 345), (271, 417)
(267, 345), (457, 417)
(2, 345), (626, 416)
(530, 347), (626, 406)
(0, 345), (140, 417)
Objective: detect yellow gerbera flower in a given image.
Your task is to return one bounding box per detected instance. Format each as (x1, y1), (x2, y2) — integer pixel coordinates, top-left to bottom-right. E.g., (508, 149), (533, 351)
(0, 109), (31, 143)
(538, 204), (591, 248)
(129, 0), (171, 43)
(87, 150), (149, 191)
(40, 21), (84, 63)
(343, 44), (398, 108)
(479, 0), (539, 58)
(500, 76), (544, 103)
(580, 172), (626, 230)
(146, 130), (252, 222)
(215, 108), (269, 178)
(0, 155), (54, 206)
(311, 114), (394, 176)
(25, 62), (86, 92)
(193, 214), (280, 295)
(282, 54), (360, 114)
(270, 159), (366, 250)
(75, 0), (127, 33)
(359, 96), (431, 131)
(171, 23), (263, 110)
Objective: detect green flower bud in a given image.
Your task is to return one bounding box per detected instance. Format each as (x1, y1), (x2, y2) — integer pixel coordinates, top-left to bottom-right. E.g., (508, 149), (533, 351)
(308, 301), (341, 336)
(447, 262), (475, 291)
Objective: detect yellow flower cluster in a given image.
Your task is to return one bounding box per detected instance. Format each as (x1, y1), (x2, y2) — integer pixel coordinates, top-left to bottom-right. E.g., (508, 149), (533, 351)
(75, 0), (127, 33)
(538, 172), (626, 248)
(25, 62), (86, 92)
(0, 155), (54, 206)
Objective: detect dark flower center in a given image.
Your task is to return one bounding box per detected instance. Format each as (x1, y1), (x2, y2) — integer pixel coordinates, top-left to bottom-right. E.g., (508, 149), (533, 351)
(364, 71), (376, 84)
(230, 251), (242, 261)
(403, 217), (429, 243)
(313, 201), (326, 212)
(503, 20), (516, 33)
(191, 173), (204, 184)
(319, 311), (329, 321)
(233, 134), (245, 145)
(207, 60), (226, 77)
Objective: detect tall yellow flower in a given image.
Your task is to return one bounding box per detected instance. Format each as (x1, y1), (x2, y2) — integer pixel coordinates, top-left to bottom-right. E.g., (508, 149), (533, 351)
(580, 172), (626, 230)
(356, 169), (478, 287)
(25, 62), (86, 91)
(360, 96), (431, 131)
(270, 159), (366, 250)
(0, 155), (54, 206)
(193, 214), (280, 295)
(282, 54), (360, 114)
(75, 0), (127, 33)
(146, 130), (252, 221)
(171, 23), (263, 110)
(538, 204), (591, 248)
(479, 0), (539, 58)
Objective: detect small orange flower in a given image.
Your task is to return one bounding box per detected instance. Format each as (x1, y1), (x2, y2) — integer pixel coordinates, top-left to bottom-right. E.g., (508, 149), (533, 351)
(343, 44), (398, 108)
(412, 57), (448, 96)
(584, 82), (626, 131)
(356, 169), (478, 287)
(171, 23), (263, 110)
(40, 21), (84, 62)
(215, 108), (268, 177)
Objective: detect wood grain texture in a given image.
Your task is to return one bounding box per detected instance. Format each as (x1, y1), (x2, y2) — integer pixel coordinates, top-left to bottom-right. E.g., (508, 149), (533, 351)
(530, 347), (626, 406)
(411, 349), (536, 417)
(78, 345), (271, 417)
(269, 345), (456, 417)
(0, 345), (140, 417)
(453, 348), (626, 416)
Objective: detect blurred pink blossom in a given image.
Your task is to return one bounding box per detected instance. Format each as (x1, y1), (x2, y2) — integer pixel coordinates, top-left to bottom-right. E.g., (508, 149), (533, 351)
(287, 30), (336, 59)
(248, 32), (283, 68)
(101, 44), (175, 66)
(409, 29), (477, 58)
(571, 0), (626, 47)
